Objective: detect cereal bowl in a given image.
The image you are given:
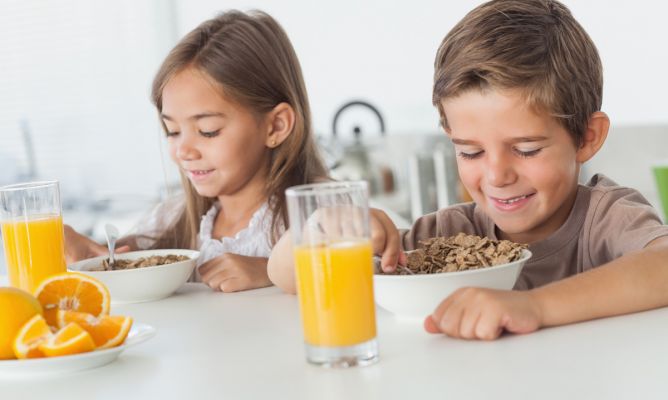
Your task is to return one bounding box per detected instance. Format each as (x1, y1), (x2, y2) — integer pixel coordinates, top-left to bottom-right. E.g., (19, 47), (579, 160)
(68, 249), (199, 304)
(373, 249), (531, 321)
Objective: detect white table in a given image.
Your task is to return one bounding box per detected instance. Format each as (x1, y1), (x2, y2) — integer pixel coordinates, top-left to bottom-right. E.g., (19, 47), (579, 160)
(2, 282), (668, 400)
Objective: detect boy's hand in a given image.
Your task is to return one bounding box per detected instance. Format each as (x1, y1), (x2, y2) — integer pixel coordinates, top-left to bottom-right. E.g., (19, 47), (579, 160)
(198, 254), (272, 292)
(370, 208), (407, 273)
(424, 288), (543, 340)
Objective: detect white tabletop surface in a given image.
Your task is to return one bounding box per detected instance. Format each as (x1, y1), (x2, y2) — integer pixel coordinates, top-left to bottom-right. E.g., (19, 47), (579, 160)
(2, 282), (668, 400)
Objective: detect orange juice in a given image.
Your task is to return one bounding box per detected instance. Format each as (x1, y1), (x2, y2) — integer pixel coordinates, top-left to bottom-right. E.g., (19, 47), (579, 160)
(294, 240), (376, 347)
(2, 214), (67, 293)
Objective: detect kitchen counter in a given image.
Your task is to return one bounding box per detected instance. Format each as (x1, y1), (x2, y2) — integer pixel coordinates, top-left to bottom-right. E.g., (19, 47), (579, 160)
(2, 282), (668, 400)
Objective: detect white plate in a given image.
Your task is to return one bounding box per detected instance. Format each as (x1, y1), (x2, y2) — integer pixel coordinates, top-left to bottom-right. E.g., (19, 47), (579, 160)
(0, 322), (156, 378)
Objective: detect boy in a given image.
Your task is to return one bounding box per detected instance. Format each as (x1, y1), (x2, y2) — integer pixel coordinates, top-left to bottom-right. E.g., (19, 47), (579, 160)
(268, 0), (668, 340)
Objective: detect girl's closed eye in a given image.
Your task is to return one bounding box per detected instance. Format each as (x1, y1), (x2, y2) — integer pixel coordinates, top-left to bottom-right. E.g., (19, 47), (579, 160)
(166, 130), (179, 137)
(199, 129), (220, 138)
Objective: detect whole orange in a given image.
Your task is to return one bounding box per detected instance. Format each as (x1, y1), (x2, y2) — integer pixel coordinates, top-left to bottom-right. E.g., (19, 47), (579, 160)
(0, 287), (43, 359)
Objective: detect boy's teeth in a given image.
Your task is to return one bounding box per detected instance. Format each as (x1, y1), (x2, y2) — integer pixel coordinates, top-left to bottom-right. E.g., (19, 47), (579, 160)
(499, 195), (528, 204)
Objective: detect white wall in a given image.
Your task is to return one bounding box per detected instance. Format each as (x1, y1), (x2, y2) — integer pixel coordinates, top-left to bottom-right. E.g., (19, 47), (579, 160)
(173, 0), (668, 135)
(0, 0), (667, 208)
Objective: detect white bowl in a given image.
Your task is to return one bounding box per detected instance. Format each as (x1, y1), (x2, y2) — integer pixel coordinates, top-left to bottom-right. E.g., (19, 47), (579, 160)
(68, 249), (199, 304)
(373, 249), (531, 321)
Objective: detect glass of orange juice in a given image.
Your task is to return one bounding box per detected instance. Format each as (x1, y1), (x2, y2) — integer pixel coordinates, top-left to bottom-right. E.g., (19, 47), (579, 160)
(286, 181), (378, 367)
(0, 181), (67, 293)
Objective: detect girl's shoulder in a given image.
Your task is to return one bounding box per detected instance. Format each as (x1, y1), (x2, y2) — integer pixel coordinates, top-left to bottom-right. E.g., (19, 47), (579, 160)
(131, 193), (186, 235)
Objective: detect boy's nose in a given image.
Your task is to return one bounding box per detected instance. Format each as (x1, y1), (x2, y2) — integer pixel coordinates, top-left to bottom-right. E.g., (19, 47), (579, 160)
(485, 154), (517, 187)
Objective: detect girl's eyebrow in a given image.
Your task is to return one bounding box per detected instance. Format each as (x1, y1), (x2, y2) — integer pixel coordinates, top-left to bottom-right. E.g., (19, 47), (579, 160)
(161, 112), (226, 121)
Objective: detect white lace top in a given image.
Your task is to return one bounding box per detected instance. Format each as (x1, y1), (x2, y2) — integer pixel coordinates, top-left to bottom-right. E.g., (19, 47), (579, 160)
(131, 194), (280, 269)
(197, 201), (274, 267)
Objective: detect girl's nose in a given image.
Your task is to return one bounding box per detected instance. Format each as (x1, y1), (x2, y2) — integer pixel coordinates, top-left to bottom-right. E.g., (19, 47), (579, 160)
(175, 133), (201, 161)
(485, 152), (517, 187)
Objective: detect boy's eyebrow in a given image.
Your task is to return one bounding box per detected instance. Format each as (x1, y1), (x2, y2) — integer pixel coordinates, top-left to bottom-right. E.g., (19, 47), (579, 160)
(507, 136), (549, 143)
(451, 136), (548, 145)
(160, 112), (226, 121)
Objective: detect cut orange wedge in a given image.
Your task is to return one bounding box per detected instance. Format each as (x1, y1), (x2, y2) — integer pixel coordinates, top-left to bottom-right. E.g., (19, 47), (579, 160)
(34, 272), (110, 328)
(39, 322), (96, 357)
(56, 310), (133, 349)
(13, 314), (53, 359)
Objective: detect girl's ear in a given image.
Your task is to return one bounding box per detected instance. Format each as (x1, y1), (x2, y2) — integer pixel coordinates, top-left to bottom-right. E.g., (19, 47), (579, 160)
(576, 111), (609, 163)
(265, 102), (295, 148)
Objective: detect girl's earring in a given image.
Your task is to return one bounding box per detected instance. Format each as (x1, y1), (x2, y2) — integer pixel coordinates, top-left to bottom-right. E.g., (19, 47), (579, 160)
(271, 139), (277, 147)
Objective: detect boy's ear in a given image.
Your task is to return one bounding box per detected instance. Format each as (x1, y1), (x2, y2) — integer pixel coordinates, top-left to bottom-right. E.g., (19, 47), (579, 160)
(265, 102), (295, 148)
(576, 111), (609, 163)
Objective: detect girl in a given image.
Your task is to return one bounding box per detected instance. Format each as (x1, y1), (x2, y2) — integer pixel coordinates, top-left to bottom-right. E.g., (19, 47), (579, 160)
(65, 10), (328, 292)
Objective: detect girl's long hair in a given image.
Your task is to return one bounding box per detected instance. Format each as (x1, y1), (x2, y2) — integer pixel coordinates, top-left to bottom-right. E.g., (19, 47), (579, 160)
(149, 10), (327, 250)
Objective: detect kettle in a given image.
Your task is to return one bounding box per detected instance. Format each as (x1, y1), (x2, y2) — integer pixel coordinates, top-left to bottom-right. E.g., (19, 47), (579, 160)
(329, 100), (394, 196)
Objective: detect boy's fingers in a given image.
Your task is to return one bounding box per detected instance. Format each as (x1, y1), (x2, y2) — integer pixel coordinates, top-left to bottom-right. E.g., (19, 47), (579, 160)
(424, 315), (441, 334)
(398, 250), (408, 266)
(430, 292), (457, 329)
(381, 221), (401, 270)
(475, 313), (505, 340)
(370, 209), (402, 271)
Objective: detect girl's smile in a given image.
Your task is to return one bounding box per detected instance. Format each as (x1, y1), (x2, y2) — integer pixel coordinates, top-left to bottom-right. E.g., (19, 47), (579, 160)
(187, 169), (215, 182)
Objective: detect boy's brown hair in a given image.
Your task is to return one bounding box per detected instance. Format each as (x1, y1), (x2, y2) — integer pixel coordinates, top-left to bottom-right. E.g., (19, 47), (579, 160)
(432, 0), (602, 147)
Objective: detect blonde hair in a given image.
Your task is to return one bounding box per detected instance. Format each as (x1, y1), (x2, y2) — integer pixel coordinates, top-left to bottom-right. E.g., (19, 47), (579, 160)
(433, 0), (602, 147)
(149, 10), (327, 249)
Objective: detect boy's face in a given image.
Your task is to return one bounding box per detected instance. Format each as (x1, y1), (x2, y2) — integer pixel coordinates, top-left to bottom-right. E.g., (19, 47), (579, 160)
(441, 89), (581, 244)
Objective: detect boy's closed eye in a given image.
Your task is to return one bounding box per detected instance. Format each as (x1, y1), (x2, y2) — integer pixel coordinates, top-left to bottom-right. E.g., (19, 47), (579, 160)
(456, 147), (543, 160)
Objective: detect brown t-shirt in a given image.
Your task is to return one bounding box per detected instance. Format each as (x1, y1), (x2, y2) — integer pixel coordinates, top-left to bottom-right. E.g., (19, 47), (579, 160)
(401, 174), (668, 290)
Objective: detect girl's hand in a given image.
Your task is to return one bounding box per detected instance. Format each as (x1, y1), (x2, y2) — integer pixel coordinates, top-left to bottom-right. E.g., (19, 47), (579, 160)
(198, 254), (272, 292)
(423, 288), (544, 340)
(64, 224), (130, 263)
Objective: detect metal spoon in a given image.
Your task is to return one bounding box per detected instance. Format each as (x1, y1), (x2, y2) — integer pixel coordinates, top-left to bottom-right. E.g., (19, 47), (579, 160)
(104, 223), (120, 268)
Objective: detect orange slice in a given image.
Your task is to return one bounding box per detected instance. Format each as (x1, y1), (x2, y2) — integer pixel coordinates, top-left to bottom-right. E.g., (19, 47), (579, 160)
(34, 272), (110, 328)
(56, 310), (133, 349)
(39, 322), (95, 357)
(13, 314), (53, 359)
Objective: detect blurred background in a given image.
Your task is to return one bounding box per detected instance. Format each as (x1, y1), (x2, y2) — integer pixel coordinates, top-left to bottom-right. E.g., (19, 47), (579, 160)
(1, 0), (668, 273)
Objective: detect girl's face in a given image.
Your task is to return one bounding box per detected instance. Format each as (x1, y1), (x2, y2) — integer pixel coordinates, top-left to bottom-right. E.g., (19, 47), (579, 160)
(441, 89), (581, 244)
(161, 68), (270, 199)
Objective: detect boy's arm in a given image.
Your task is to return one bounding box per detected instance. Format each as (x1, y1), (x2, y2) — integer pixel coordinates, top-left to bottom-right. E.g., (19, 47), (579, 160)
(426, 236), (668, 339)
(532, 235), (668, 326)
(267, 231), (297, 294)
(267, 208), (406, 294)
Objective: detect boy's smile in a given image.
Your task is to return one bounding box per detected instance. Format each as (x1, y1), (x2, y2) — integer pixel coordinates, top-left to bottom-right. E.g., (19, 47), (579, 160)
(441, 89), (581, 244)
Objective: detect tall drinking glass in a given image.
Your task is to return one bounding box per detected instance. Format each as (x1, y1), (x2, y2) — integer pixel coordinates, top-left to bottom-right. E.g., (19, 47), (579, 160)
(286, 181), (378, 368)
(0, 181), (67, 293)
